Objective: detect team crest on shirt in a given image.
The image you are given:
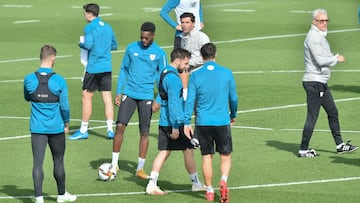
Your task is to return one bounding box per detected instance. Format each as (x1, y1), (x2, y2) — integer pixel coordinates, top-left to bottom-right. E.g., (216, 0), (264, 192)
(191, 2), (197, 7)
(149, 54), (156, 61)
(99, 21), (104, 26)
(134, 52), (139, 56)
(207, 65), (215, 70)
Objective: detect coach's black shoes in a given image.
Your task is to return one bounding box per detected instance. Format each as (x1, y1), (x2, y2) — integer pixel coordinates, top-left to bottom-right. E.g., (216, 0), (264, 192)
(298, 149), (319, 158)
(337, 140), (358, 154)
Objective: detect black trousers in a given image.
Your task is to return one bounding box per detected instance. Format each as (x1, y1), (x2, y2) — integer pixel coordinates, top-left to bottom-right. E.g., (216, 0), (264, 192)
(300, 82), (343, 150)
(31, 133), (66, 197)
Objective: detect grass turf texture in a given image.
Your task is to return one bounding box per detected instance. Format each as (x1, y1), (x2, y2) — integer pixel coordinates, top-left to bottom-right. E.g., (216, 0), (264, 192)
(1, 0), (360, 202)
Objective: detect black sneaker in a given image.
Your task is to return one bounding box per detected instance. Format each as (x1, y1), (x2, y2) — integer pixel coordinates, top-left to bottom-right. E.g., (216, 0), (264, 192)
(337, 140), (358, 154)
(298, 149), (319, 158)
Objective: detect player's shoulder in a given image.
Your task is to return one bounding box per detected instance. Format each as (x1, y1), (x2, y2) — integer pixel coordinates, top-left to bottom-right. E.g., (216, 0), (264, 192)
(24, 72), (36, 83)
(126, 42), (140, 52)
(150, 42), (166, 53)
(51, 72), (65, 80)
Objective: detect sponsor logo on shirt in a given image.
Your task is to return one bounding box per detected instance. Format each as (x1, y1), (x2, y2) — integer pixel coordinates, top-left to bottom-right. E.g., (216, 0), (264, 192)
(207, 65), (215, 71)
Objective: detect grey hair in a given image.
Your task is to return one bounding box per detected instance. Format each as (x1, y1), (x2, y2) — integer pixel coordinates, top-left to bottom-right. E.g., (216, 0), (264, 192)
(312, 8), (327, 19)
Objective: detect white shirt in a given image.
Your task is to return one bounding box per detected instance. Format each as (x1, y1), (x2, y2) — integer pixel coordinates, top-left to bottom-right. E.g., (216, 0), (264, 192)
(181, 29), (210, 68)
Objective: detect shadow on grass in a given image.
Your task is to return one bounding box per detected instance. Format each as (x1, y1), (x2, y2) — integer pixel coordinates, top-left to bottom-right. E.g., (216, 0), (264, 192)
(68, 126), (113, 140)
(329, 156), (360, 167)
(266, 140), (340, 157)
(331, 84), (360, 94)
(122, 177), (204, 200)
(265, 140), (299, 156)
(0, 185), (44, 203)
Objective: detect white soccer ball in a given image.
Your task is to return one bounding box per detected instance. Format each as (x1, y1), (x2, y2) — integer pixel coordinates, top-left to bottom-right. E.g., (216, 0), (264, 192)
(98, 163), (115, 181)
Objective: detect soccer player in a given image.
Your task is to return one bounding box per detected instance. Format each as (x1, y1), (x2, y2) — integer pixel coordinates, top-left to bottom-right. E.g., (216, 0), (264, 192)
(69, 3), (118, 140)
(184, 43), (238, 203)
(145, 48), (204, 195)
(179, 12), (210, 100)
(298, 8), (358, 157)
(110, 22), (167, 179)
(24, 45), (76, 203)
(160, 0), (204, 49)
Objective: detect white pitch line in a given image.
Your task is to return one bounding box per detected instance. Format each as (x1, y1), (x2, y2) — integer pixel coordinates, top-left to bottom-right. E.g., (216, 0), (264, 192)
(233, 69), (360, 74)
(1, 176), (359, 200)
(0, 28), (359, 65)
(13, 20), (40, 24)
(237, 97), (360, 114)
(143, 7), (161, 12)
(223, 9), (255, 12)
(99, 13), (113, 17)
(1, 97), (359, 141)
(232, 125), (273, 131)
(0, 54), (72, 64)
(1, 69), (358, 83)
(2, 4), (32, 8)
(205, 2), (257, 8)
(235, 176), (360, 190)
(2, 69), (360, 83)
(290, 10), (312, 14)
(281, 128), (360, 134)
(71, 6), (111, 9)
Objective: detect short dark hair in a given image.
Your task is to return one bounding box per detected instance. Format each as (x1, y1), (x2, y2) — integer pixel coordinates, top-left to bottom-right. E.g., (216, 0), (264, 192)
(200, 43), (216, 60)
(141, 22), (156, 33)
(170, 48), (191, 62)
(180, 12), (195, 23)
(40, 45), (57, 61)
(83, 3), (99, 17)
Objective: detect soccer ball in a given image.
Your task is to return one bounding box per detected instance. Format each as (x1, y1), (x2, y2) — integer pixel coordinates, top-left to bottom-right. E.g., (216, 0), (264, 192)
(98, 163), (115, 181)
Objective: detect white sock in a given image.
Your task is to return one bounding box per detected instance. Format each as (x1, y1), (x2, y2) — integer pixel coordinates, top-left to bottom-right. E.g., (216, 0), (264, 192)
(190, 172), (200, 184)
(80, 121), (89, 134)
(182, 88), (188, 101)
(205, 185), (214, 193)
(149, 171), (159, 185)
(112, 152), (119, 167)
(137, 157), (146, 171)
(106, 120), (113, 132)
(221, 175), (228, 182)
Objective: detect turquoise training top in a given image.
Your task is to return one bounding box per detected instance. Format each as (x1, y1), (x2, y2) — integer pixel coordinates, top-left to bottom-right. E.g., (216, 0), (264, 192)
(24, 68), (70, 134)
(79, 17), (118, 74)
(185, 61), (238, 126)
(116, 41), (167, 100)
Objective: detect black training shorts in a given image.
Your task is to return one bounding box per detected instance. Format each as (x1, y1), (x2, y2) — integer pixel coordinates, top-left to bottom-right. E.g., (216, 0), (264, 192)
(82, 72), (112, 91)
(116, 95), (152, 134)
(158, 126), (194, 150)
(196, 125), (233, 155)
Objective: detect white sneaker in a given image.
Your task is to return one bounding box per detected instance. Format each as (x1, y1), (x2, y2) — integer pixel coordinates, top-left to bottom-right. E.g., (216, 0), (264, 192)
(57, 191), (77, 202)
(191, 183), (206, 191)
(35, 196), (44, 203)
(146, 183), (168, 195)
